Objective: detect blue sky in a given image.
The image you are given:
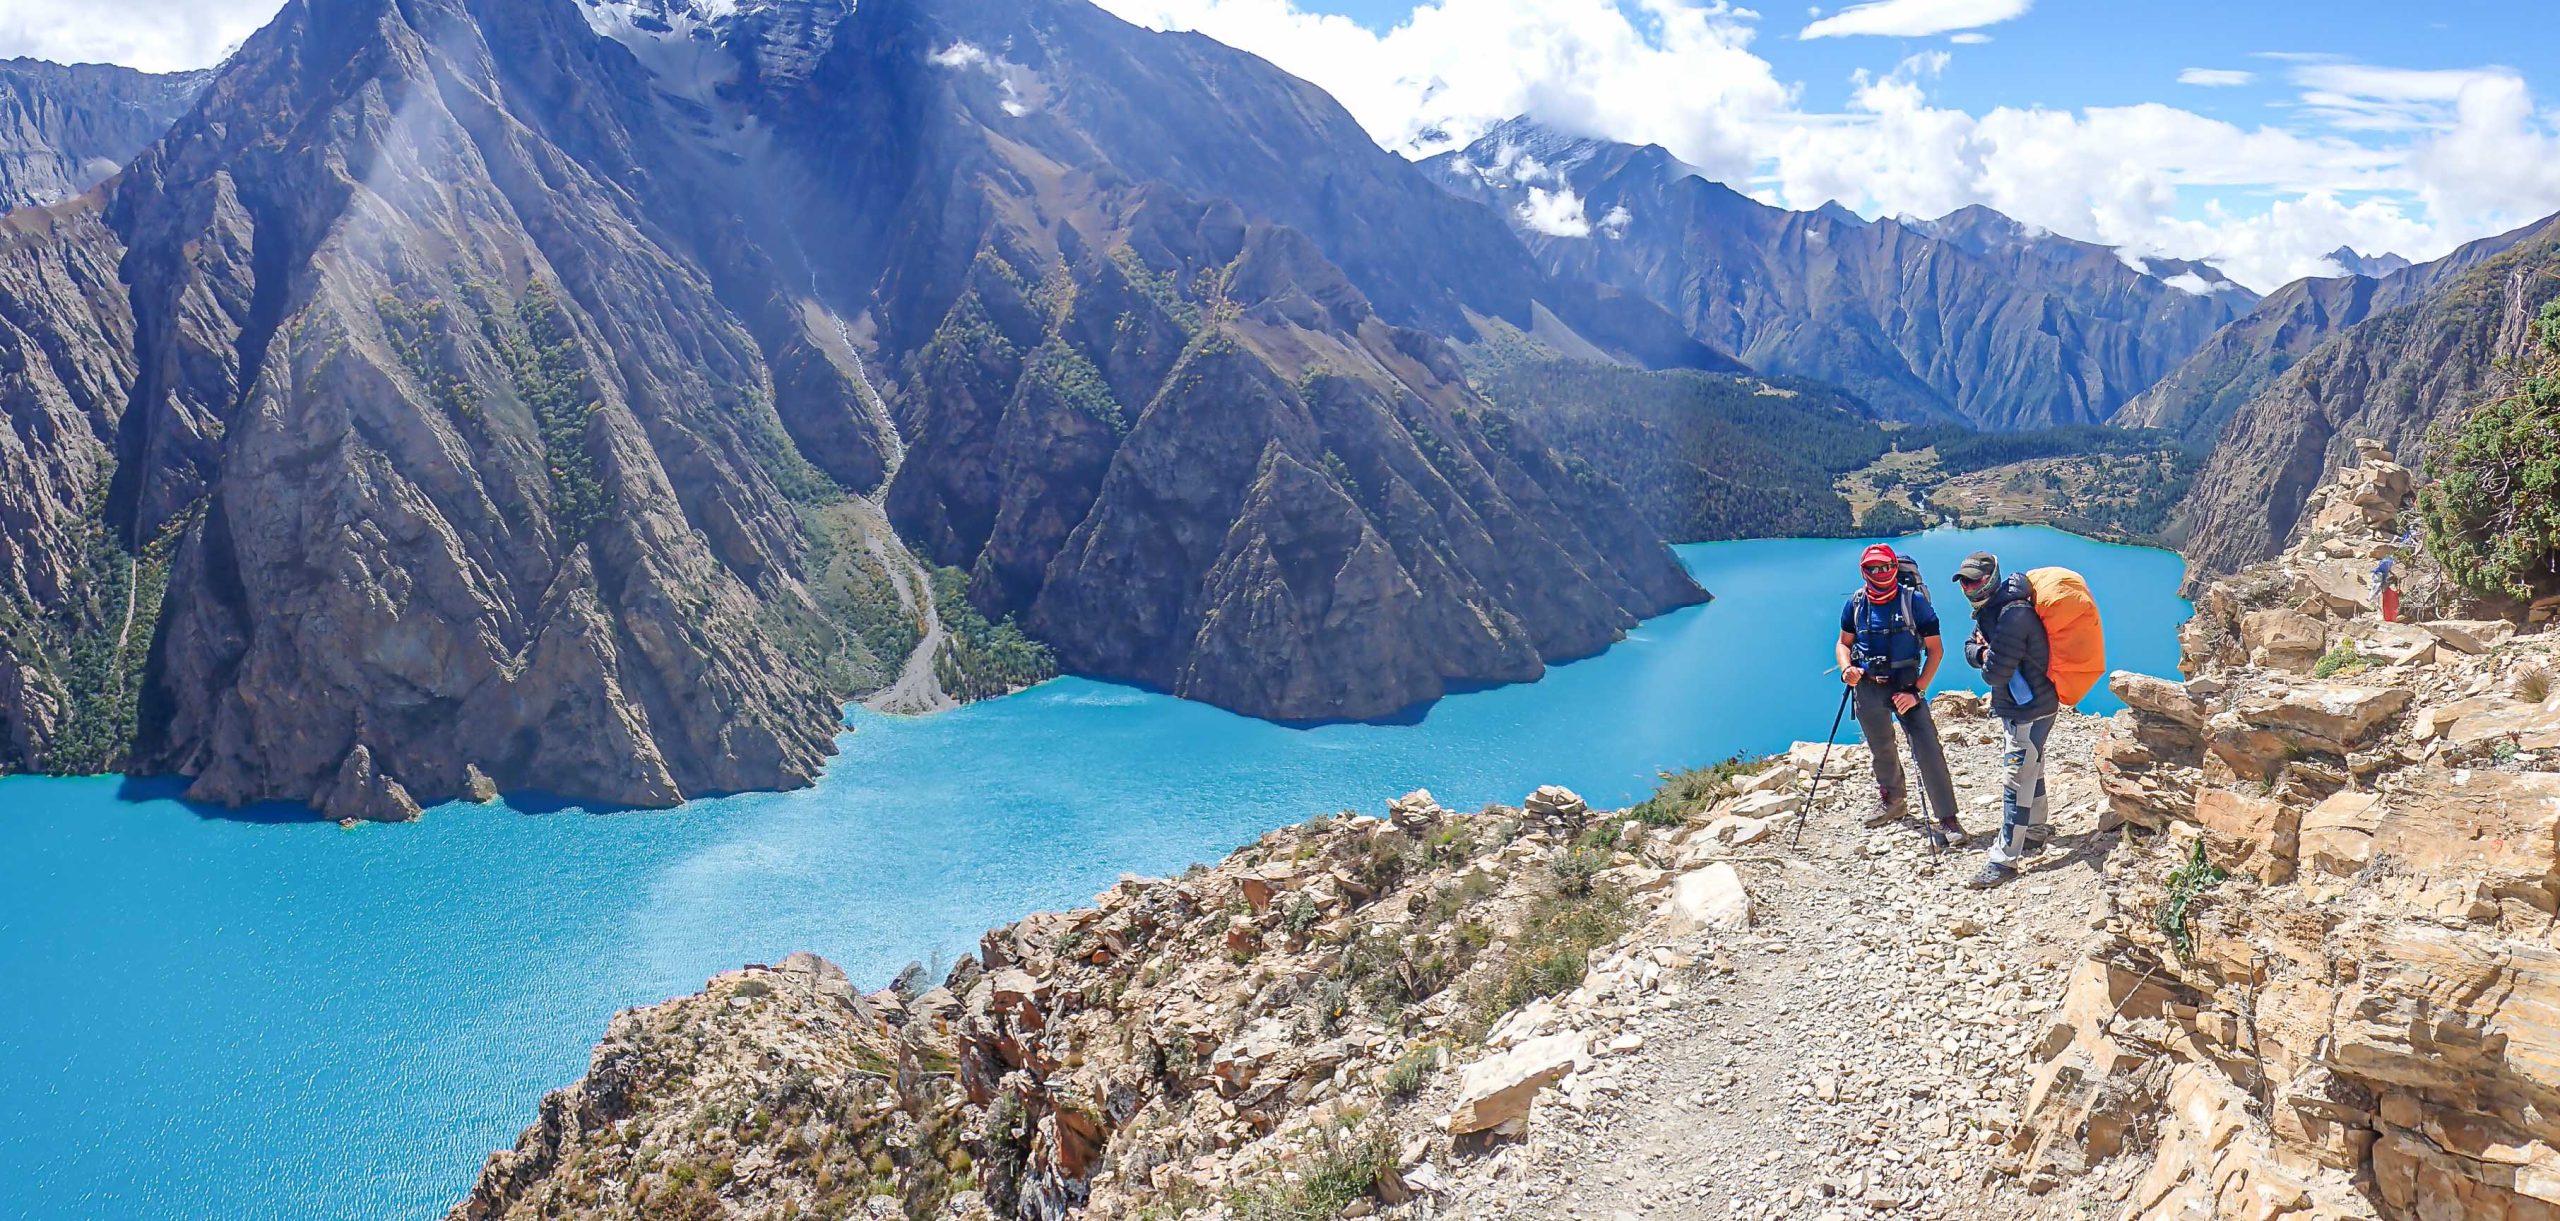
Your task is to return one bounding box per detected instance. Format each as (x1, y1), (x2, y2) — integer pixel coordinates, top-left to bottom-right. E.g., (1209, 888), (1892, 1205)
(8, 0), (2558, 289)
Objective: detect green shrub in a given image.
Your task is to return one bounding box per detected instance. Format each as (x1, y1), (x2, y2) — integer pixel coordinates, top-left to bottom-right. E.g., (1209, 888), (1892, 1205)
(1282, 895), (1323, 937)
(1627, 755), (1765, 825)
(2517, 663), (2555, 704)
(2422, 300), (2560, 602)
(2156, 839), (2229, 960)
(1471, 885), (1632, 1022)
(1547, 847), (1610, 898)
(1383, 1044), (1439, 1100)
(2311, 639), (2366, 679)
(1226, 1122), (1393, 1221)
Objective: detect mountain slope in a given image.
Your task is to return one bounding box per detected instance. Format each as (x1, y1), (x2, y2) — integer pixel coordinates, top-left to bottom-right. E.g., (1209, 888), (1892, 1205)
(2117, 215), (2549, 445)
(0, 0), (1702, 809)
(2172, 214), (2560, 580)
(1419, 119), (2255, 430)
(0, 58), (210, 212)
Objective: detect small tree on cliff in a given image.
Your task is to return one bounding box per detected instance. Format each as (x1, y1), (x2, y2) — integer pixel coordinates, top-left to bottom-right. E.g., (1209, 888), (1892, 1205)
(2422, 299), (2560, 602)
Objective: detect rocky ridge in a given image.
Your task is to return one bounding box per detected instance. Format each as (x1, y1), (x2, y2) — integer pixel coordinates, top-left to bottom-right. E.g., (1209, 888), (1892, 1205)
(0, 58), (209, 211)
(2013, 441), (2560, 1218)
(1419, 119), (2255, 430)
(454, 699), (2139, 1221)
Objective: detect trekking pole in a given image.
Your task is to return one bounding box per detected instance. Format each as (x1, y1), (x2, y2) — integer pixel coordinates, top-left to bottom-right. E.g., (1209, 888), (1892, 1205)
(1789, 682), (1856, 849)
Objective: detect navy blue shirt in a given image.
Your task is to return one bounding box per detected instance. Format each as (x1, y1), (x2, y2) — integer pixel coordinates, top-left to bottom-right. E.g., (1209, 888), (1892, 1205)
(1842, 587), (1940, 685)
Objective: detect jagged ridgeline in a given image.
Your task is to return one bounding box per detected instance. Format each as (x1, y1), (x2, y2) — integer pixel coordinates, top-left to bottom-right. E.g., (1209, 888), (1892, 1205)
(0, 0), (1702, 814)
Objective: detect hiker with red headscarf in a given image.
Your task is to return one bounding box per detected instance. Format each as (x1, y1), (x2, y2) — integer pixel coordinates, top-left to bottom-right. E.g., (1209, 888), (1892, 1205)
(1836, 544), (1967, 847)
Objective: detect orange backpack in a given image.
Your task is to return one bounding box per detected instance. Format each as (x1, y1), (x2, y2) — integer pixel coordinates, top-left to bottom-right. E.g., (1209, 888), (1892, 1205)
(2024, 567), (2107, 706)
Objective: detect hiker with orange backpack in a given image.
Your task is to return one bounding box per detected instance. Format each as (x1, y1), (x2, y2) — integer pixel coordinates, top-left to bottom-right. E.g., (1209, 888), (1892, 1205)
(1955, 551), (2058, 889)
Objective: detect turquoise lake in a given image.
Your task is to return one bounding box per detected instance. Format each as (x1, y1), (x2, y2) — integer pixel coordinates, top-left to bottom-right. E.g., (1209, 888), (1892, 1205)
(0, 527), (2189, 1219)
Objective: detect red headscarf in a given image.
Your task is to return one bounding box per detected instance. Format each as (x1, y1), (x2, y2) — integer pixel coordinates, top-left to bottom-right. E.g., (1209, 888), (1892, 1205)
(1860, 544), (1901, 604)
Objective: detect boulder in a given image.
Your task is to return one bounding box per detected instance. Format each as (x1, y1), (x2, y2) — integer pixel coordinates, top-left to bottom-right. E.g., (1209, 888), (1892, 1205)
(2419, 620), (2515, 656)
(2241, 610), (2327, 671)
(1660, 863), (1752, 934)
(2112, 672), (2205, 729)
(2234, 682), (2412, 753)
(1734, 764), (1802, 795)
(1726, 789), (1802, 821)
(2192, 788), (2302, 883)
(1932, 689), (1989, 719)
(316, 745), (422, 823)
(2351, 623), (2436, 668)
(1211, 1017), (1291, 1091)
(2444, 696), (2560, 752)
(461, 764), (499, 803)
(2410, 695), (2514, 741)
(2300, 790), (2385, 877)
(1447, 1032), (1585, 1134)
(2367, 771), (2560, 904)
(1787, 740), (1869, 779)
(2302, 561), (2373, 616)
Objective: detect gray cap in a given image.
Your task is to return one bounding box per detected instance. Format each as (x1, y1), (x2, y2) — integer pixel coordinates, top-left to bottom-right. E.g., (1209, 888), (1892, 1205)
(1954, 551), (2000, 587)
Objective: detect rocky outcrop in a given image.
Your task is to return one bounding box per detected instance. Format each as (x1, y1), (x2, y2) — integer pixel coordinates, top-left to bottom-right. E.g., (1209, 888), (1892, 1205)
(2020, 445), (2560, 1219)
(1421, 118), (2255, 429)
(456, 695), (2148, 1220)
(453, 783), (1696, 1218)
(0, 58), (209, 212)
(0, 0), (1703, 804)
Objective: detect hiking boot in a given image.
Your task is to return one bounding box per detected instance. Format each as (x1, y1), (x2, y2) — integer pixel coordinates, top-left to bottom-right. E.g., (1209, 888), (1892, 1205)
(2018, 830), (2051, 858)
(1927, 820), (1969, 849)
(1962, 861), (2018, 890)
(1862, 801), (1905, 828)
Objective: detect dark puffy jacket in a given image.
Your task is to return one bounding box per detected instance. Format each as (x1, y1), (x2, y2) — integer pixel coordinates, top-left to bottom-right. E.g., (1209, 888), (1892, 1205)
(1965, 574), (2057, 719)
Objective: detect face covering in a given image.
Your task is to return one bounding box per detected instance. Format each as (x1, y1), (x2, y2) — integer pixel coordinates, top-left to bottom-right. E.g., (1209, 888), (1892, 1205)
(1861, 546), (1900, 604)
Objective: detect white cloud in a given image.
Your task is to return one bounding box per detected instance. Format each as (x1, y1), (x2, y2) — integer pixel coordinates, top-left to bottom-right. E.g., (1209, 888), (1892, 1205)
(928, 41), (989, 69)
(2287, 62), (2519, 132)
(1799, 0), (2030, 39)
(1093, 0), (1798, 175)
(1518, 186), (1594, 235)
(2177, 68), (2253, 88)
(0, 0), (281, 73)
(1947, 33), (1990, 45)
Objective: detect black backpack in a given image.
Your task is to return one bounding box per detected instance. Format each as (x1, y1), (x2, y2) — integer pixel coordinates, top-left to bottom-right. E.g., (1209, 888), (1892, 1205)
(1850, 556), (1930, 681)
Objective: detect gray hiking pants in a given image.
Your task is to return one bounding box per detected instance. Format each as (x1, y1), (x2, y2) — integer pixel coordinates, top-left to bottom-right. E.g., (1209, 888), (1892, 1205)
(1989, 713), (2056, 866)
(1853, 683), (1959, 827)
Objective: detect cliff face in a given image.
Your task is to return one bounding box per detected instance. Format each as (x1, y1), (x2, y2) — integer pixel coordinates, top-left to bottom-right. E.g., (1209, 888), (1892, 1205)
(0, 58), (209, 212)
(1419, 120), (2255, 430)
(0, 0), (1701, 808)
(2018, 444), (2560, 1219)
(2166, 217), (2560, 582)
